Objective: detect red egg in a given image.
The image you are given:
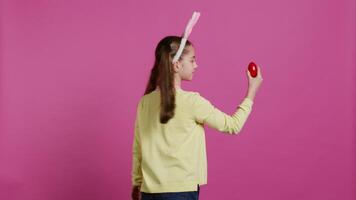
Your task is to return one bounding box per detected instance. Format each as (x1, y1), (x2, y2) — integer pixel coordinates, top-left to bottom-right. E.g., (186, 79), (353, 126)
(248, 62), (258, 77)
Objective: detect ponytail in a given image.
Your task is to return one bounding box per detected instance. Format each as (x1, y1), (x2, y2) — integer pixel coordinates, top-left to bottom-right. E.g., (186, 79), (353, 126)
(157, 51), (176, 123)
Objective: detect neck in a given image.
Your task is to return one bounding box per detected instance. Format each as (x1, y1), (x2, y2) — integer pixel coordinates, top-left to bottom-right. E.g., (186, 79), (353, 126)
(174, 74), (182, 89)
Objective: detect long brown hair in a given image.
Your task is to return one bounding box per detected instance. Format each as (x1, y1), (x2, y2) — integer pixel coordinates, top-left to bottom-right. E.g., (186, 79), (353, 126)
(144, 36), (192, 124)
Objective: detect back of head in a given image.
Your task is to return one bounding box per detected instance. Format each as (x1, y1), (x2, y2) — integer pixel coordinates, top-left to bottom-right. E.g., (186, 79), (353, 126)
(144, 36), (193, 124)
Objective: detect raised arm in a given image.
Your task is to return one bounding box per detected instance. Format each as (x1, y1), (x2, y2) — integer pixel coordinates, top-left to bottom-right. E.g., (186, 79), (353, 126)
(192, 93), (254, 134)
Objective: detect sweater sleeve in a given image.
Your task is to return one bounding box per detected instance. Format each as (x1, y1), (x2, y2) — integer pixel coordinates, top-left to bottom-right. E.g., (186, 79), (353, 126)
(131, 100), (143, 186)
(192, 92), (254, 134)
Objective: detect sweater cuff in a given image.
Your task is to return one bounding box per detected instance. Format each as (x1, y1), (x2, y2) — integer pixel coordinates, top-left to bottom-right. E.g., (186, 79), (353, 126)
(241, 97), (254, 107)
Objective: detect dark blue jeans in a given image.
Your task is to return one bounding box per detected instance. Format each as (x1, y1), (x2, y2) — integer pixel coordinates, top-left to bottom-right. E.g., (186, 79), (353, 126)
(141, 185), (200, 200)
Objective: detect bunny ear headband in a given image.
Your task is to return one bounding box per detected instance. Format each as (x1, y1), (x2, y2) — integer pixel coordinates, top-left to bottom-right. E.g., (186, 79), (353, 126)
(172, 11), (201, 64)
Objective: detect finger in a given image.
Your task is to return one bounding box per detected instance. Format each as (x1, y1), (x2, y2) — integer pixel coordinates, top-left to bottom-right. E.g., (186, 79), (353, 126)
(246, 70), (252, 79)
(257, 66), (262, 78)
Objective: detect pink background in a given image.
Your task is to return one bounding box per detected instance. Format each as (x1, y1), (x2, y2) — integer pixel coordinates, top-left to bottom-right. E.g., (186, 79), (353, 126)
(1, 0), (355, 199)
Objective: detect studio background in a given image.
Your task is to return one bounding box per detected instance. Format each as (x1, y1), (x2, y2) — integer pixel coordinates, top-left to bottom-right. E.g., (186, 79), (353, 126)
(0, 0), (355, 199)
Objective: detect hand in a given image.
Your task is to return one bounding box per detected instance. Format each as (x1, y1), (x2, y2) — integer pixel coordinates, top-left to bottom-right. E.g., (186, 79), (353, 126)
(246, 65), (263, 101)
(131, 186), (141, 200)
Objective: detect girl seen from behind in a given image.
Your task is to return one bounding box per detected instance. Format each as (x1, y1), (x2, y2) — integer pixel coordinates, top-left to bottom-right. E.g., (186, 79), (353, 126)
(131, 36), (263, 200)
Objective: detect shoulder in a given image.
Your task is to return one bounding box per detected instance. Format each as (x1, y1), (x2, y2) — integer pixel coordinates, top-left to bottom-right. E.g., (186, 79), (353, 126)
(178, 89), (199, 99)
(179, 89), (210, 105)
(139, 90), (157, 103)
(136, 94), (148, 111)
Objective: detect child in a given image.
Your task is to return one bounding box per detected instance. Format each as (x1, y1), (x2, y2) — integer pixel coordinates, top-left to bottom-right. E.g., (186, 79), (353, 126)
(131, 35), (263, 200)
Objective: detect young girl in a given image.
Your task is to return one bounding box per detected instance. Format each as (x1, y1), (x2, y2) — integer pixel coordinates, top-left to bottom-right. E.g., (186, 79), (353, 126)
(131, 36), (263, 200)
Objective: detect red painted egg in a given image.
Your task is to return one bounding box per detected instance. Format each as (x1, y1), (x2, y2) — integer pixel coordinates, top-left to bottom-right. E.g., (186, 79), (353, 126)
(248, 62), (258, 77)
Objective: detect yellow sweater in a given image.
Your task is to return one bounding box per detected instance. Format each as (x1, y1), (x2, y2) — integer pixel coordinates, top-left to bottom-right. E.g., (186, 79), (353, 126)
(131, 88), (254, 193)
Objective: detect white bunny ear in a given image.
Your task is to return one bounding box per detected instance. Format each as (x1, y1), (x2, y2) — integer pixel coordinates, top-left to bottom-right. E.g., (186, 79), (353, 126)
(172, 11), (201, 64)
(184, 12), (200, 38)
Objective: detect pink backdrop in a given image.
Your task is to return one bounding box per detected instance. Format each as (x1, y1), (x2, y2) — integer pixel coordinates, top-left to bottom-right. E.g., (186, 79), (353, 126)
(0, 0), (355, 199)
